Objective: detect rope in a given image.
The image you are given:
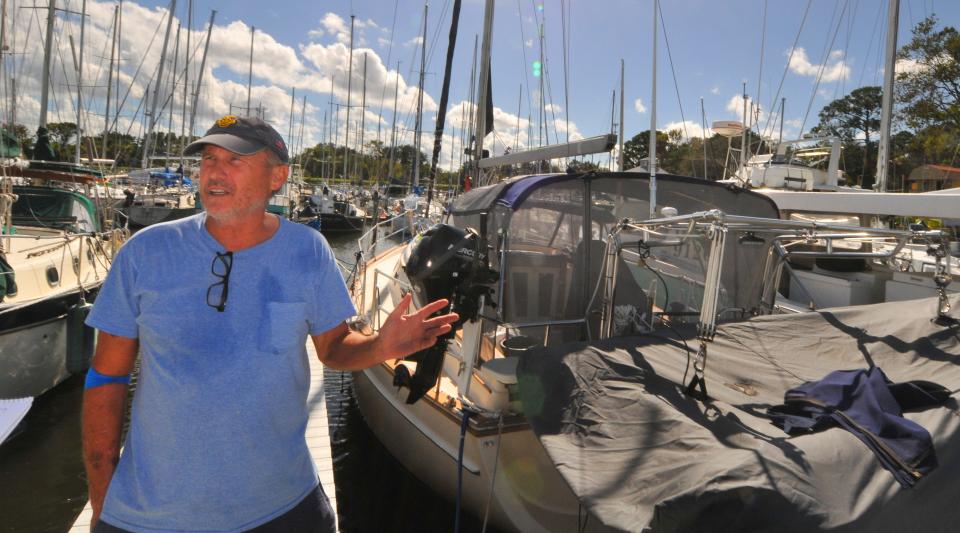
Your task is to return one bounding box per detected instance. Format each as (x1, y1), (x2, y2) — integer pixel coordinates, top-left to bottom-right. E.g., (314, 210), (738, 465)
(480, 412), (504, 533)
(454, 407), (475, 533)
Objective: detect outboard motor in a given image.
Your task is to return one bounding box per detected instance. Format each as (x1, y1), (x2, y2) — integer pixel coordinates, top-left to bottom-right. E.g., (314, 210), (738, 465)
(395, 223), (497, 404)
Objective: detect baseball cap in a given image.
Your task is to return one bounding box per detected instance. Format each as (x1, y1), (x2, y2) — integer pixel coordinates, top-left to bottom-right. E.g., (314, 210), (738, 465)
(183, 115), (289, 163)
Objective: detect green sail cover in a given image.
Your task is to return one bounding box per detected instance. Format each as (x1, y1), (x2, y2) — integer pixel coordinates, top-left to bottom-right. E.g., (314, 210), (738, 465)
(0, 129), (21, 159)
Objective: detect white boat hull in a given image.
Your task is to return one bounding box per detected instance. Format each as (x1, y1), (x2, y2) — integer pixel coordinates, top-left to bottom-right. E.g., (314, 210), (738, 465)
(353, 363), (617, 533)
(0, 312), (75, 398)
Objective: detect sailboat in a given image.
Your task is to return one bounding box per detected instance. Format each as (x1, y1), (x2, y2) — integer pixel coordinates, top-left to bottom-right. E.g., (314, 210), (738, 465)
(347, 1), (960, 530)
(0, 0), (126, 399)
(350, 168), (960, 531)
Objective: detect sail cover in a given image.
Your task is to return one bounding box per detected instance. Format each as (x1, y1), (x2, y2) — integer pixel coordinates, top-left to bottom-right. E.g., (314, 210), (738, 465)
(517, 295), (960, 532)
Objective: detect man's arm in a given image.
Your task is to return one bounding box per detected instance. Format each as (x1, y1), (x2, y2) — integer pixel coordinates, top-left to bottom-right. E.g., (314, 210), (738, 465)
(82, 332), (138, 527)
(312, 294), (458, 370)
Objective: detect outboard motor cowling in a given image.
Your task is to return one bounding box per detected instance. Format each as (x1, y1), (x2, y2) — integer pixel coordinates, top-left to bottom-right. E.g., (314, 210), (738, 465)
(395, 223), (497, 403)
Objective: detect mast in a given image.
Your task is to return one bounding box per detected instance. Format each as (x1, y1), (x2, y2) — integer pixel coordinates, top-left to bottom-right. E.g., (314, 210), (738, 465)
(168, 22), (181, 149)
(514, 84), (521, 151)
(358, 53), (367, 184)
(538, 16), (545, 151)
(740, 82), (748, 171)
(465, 35), (478, 167)
(648, 0), (658, 218)
(112, 0), (123, 141)
(39, 0), (56, 129)
(618, 59), (625, 172)
(875, 0), (899, 192)
(246, 25), (254, 115)
(75, 0), (86, 164)
(426, 0), (463, 214)
(320, 109), (326, 177)
(287, 87), (296, 149)
(103, 3), (118, 160)
(412, 4), (427, 189)
(778, 97), (785, 146)
(387, 62), (399, 182)
(141, 0), (177, 169)
(296, 95), (306, 166)
(327, 75), (334, 178)
(473, 0), (494, 182)
(1, 0), (7, 124)
(342, 15), (355, 182)
(537, 18), (544, 152)
(700, 97), (707, 179)
(188, 9), (215, 140)
(180, 0), (191, 166)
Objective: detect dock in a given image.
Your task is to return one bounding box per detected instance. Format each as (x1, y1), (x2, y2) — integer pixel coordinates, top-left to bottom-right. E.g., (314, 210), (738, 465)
(69, 341), (339, 531)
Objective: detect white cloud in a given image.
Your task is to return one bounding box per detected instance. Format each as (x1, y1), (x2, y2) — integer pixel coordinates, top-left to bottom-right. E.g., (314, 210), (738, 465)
(786, 46), (850, 82)
(544, 103), (563, 115)
(634, 98), (647, 114)
(725, 94), (749, 116)
(525, 39), (534, 48)
(405, 36), (424, 48)
(306, 14), (382, 47)
(893, 57), (930, 75)
(3, 1), (542, 167)
(663, 120), (711, 140)
(710, 86), (720, 95)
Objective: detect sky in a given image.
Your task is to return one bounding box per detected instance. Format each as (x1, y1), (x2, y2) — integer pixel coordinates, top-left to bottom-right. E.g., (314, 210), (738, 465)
(1, 0), (957, 170)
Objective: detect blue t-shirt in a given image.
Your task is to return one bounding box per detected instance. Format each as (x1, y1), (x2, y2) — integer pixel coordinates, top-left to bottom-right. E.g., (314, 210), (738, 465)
(86, 213), (355, 532)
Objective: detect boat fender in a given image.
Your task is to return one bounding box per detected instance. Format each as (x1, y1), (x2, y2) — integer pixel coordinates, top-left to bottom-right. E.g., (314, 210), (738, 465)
(0, 254), (17, 300)
(66, 301), (96, 374)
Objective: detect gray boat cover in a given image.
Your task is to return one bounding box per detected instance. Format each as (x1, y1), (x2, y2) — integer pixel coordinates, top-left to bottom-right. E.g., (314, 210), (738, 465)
(517, 295), (960, 532)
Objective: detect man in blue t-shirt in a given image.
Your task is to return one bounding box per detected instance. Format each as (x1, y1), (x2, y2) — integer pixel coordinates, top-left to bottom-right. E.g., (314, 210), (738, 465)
(81, 116), (458, 532)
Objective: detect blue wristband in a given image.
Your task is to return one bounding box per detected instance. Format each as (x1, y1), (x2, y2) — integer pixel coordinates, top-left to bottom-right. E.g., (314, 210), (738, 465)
(84, 367), (131, 389)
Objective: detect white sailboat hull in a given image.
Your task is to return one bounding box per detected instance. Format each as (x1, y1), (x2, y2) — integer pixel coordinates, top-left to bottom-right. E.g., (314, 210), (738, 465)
(353, 363), (616, 533)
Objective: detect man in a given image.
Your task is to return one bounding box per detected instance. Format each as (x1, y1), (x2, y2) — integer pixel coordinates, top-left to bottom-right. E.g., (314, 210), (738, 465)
(82, 116), (457, 532)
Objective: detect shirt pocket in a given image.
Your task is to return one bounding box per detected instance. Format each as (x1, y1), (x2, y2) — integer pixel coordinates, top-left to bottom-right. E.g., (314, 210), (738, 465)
(258, 302), (309, 354)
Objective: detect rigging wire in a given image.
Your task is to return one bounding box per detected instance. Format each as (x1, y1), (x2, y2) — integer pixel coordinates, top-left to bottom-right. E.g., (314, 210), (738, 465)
(755, 0), (767, 135)
(82, 8), (117, 137)
(106, 7), (167, 137)
(657, 4), (694, 174)
(798, 0), (850, 138)
(516, 0), (534, 141)
(374, 0), (400, 146)
(837, 0), (859, 99)
(856, 2), (884, 88)
(761, 0), (813, 143)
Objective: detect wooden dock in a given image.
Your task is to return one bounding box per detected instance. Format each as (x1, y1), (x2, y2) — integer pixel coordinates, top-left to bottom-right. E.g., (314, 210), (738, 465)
(69, 341), (339, 531)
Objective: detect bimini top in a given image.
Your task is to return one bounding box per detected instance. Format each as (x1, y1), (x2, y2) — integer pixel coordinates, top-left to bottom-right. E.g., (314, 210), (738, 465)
(448, 171), (780, 218)
(449, 173), (571, 215)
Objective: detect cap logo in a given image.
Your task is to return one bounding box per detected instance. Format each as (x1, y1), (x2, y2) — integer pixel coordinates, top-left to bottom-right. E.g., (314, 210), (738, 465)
(216, 115), (238, 128)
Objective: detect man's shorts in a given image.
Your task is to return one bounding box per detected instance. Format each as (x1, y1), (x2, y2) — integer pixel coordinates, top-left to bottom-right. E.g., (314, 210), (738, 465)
(93, 483), (337, 533)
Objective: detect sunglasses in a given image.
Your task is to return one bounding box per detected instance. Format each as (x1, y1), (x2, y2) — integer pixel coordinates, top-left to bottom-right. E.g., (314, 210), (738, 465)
(207, 251), (233, 312)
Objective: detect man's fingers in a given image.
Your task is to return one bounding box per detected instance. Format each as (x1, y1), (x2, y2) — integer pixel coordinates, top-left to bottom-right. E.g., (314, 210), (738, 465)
(424, 323), (453, 337)
(422, 313), (459, 328)
(416, 298), (450, 318)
